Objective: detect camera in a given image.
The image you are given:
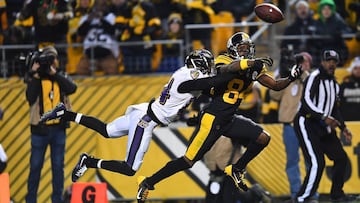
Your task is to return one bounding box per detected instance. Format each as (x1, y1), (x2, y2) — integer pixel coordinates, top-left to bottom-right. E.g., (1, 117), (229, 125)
(279, 48), (295, 77)
(25, 51), (55, 77)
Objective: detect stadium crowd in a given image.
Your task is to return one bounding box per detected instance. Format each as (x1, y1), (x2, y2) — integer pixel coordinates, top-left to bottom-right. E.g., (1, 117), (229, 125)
(0, 0), (358, 74)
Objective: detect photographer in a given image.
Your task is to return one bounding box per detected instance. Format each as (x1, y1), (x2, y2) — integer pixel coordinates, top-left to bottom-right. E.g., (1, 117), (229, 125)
(25, 45), (77, 203)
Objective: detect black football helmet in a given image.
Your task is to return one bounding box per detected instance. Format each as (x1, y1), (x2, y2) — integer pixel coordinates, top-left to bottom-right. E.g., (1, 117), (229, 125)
(227, 32), (255, 59)
(185, 49), (214, 74)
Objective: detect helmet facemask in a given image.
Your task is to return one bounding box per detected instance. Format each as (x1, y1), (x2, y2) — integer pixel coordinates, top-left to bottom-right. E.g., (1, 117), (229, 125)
(185, 49), (215, 75)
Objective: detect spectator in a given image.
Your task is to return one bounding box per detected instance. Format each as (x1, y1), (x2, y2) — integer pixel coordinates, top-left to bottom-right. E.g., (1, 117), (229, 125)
(4, 0), (25, 25)
(109, 0), (130, 40)
(2, 25), (32, 77)
(312, 0), (352, 66)
(210, 0), (255, 34)
(0, 1), (8, 45)
(17, 0), (74, 69)
(294, 50), (354, 202)
(150, 0), (187, 34)
(65, 0), (93, 74)
(184, 0), (214, 51)
(280, 0), (316, 55)
(121, 0), (162, 73)
(158, 13), (185, 72)
(270, 52), (318, 202)
(348, 1), (360, 41)
(339, 56), (360, 121)
(25, 45), (77, 203)
(76, 0), (119, 75)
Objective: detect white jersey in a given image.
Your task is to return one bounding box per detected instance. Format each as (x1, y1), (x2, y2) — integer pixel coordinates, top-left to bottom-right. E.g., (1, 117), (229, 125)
(79, 13), (119, 57)
(105, 66), (210, 171)
(151, 66), (209, 125)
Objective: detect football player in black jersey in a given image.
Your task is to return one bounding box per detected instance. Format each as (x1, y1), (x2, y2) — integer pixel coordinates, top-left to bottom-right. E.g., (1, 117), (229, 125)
(136, 32), (302, 202)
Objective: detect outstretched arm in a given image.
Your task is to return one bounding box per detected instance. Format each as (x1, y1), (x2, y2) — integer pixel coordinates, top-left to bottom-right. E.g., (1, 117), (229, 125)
(217, 57), (273, 73)
(258, 64), (302, 91)
(257, 74), (292, 91)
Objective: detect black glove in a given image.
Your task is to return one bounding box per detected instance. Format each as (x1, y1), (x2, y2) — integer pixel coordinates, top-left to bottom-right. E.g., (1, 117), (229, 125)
(288, 64), (302, 81)
(186, 116), (199, 126)
(244, 60), (263, 81)
(255, 56), (273, 67)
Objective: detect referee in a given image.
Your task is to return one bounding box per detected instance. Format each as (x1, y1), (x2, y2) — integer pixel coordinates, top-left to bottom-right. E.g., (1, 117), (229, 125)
(293, 50), (353, 202)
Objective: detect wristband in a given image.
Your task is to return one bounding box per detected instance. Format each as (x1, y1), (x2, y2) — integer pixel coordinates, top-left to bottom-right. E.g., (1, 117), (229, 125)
(240, 59), (249, 70)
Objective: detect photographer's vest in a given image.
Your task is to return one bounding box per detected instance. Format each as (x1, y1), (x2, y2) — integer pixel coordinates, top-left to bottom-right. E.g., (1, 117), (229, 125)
(29, 79), (71, 127)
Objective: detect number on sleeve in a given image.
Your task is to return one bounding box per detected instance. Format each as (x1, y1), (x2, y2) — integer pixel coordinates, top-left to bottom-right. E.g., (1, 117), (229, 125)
(159, 78), (174, 105)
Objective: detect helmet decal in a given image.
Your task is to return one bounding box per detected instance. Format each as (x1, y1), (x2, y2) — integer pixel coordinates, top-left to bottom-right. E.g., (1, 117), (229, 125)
(185, 49), (215, 75)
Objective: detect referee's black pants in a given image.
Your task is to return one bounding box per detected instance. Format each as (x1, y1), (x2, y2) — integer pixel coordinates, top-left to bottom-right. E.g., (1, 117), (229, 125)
(293, 115), (349, 202)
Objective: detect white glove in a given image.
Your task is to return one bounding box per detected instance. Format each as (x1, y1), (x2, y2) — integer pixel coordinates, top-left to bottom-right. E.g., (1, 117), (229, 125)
(47, 12), (54, 20)
(289, 64), (302, 81)
(54, 13), (65, 20)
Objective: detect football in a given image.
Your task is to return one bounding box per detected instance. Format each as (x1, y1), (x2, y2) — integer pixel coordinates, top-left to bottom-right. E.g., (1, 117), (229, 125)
(254, 3), (284, 24)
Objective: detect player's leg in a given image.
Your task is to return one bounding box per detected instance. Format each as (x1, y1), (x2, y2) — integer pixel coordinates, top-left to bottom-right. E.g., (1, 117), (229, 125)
(124, 115), (158, 172)
(223, 115), (268, 191)
(40, 103), (128, 138)
(225, 115), (269, 169)
(137, 112), (223, 201)
(71, 110), (135, 182)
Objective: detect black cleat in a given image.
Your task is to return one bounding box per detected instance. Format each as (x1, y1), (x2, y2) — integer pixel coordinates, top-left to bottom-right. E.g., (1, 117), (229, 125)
(72, 153), (89, 182)
(224, 165), (248, 191)
(136, 176), (154, 203)
(39, 102), (66, 123)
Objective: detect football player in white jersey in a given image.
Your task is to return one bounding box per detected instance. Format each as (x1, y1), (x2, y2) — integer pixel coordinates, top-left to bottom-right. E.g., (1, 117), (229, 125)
(39, 49), (215, 182)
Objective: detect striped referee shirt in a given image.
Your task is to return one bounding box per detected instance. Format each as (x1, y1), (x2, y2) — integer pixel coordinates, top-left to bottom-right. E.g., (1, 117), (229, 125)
(298, 67), (345, 128)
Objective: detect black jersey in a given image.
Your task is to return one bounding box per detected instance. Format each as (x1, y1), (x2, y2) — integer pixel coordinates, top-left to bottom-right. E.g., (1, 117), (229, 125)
(178, 53), (266, 120)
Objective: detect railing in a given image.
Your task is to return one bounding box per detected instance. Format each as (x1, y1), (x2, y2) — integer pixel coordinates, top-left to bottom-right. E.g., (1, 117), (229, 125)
(1, 26), (357, 79)
(0, 39), (185, 78)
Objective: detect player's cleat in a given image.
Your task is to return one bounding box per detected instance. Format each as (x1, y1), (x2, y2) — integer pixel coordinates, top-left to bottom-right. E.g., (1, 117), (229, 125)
(224, 165), (248, 191)
(72, 153), (89, 182)
(136, 176), (154, 203)
(39, 102), (66, 123)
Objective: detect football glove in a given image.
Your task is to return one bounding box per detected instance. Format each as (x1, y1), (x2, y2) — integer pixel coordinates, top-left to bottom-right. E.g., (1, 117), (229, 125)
(243, 60), (263, 81)
(288, 64), (302, 81)
(255, 56), (273, 67)
(186, 116), (199, 126)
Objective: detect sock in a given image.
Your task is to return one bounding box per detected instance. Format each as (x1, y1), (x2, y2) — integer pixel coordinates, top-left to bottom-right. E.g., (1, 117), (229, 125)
(63, 111), (77, 121)
(234, 142), (266, 170)
(65, 111), (109, 138)
(86, 156), (100, 168)
(147, 157), (190, 187)
(101, 160), (136, 176)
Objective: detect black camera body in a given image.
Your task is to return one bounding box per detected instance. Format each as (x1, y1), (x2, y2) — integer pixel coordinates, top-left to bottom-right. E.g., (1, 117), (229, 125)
(25, 51), (55, 77)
